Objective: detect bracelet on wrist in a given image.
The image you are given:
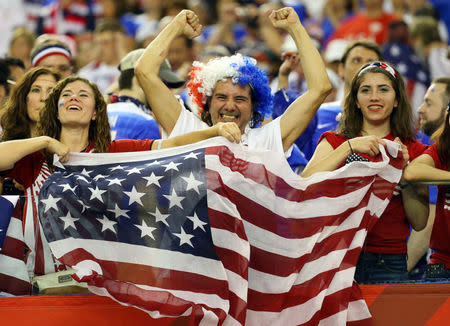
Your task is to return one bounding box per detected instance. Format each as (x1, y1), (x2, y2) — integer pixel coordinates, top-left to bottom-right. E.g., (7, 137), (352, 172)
(347, 140), (354, 154)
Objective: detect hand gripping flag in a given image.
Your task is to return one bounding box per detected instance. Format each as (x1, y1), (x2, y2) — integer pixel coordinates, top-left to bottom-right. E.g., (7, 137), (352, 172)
(38, 138), (403, 325)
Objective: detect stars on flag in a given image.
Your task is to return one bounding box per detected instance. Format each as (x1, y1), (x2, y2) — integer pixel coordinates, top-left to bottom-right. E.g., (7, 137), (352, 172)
(173, 227), (194, 247)
(182, 172), (203, 194)
(59, 211), (79, 231)
(97, 215), (117, 233)
(88, 185), (107, 202)
(143, 172), (163, 187)
(41, 194), (60, 213)
(108, 204), (130, 219)
(150, 206), (170, 227)
(162, 161), (181, 172)
(163, 189), (184, 209)
(135, 220), (156, 240)
(124, 186), (146, 206)
(39, 151), (211, 253)
(59, 183), (77, 193)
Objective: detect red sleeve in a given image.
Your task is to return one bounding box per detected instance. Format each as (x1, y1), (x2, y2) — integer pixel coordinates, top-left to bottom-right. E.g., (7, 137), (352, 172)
(317, 131), (348, 149)
(423, 143), (444, 170)
(108, 139), (155, 153)
(1, 152), (45, 189)
(405, 139), (428, 161)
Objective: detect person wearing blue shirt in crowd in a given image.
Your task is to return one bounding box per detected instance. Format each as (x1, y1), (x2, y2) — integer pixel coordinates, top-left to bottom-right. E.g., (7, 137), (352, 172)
(107, 49), (185, 141)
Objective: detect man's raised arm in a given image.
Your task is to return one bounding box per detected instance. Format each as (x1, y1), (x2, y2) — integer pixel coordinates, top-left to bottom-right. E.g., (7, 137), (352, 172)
(270, 8), (332, 151)
(135, 10), (202, 135)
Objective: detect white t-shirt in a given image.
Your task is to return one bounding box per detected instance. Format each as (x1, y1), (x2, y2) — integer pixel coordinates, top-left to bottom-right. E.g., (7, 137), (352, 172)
(429, 47), (450, 80)
(169, 107), (288, 156)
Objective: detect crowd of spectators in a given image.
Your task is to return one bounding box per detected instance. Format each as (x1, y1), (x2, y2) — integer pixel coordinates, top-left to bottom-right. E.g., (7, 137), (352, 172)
(0, 0), (449, 296)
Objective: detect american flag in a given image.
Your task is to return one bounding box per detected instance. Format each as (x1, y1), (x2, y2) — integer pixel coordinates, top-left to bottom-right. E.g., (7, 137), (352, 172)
(0, 195), (31, 295)
(382, 42), (430, 112)
(38, 138), (403, 325)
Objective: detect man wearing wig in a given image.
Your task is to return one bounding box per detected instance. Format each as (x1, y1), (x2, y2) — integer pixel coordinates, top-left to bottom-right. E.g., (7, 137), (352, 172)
(135, 8), (332, 155)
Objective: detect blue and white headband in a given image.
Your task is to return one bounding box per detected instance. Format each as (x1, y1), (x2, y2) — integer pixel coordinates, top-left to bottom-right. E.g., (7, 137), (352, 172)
(31, 45), (72, 67)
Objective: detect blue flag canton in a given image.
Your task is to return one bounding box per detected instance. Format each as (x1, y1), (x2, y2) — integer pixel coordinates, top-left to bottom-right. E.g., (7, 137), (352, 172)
(38, 149), (219, 260)
(0, 196), (16, 250)
(382, 42), (431, 86)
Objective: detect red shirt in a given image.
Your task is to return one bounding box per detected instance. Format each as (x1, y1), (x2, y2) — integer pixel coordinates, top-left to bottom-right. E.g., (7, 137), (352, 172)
(319, 132), (428, 253)
(329, 13), (399, 45)
(424, 143), (450, 267)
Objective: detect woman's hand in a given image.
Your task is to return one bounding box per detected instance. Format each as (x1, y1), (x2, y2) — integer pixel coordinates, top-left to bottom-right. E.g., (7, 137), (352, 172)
(394, 137), (410, 168)
(214, 122), (242, 143)
(348, 135), (387, 156)
(47, 138), (70, 163)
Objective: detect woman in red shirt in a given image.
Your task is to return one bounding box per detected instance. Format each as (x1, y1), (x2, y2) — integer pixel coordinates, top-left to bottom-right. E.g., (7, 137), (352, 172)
(405, 103), (450, 279)
(301, 62), (429, 283)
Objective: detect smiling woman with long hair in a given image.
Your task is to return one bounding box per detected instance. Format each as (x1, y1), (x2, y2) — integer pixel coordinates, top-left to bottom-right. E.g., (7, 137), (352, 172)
(404, 104), (450, 279)
(301, 61), (430, 283)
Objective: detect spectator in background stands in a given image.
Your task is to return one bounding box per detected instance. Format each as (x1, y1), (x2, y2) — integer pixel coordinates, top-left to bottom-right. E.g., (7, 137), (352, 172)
(73, 33), (97, 73)
(382, 20), (430, 113)
(8, 26), (36, 69)
(410, 16), (450, 80)
(418, 78), (450, 138)
(30, 38), (74, 78)
(78, 19), (131, 93)
(302, 61), (429, 283)
(202, 0), (249, 52)
(404, 101), (450, 279)
(319, 0), (356, 46)
(2, 58), (26, 84)
(428, 0), (450, 44)
(132, 0), (164, 47)
(108, 49), (185, 141)
(0, 1), (27, 57)
(167, 35), (195, 82)
(0, 61), (12, 109)
(1, 67), (60, 141)
(36, 0), (102, 37)
(328, 0), (399, 46)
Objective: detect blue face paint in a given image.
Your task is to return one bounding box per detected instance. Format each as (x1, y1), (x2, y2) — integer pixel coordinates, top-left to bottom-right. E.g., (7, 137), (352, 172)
(59, 101), (64, 107)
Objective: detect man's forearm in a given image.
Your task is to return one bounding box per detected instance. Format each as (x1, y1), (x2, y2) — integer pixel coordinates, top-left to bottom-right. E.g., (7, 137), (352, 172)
(287, 23), (330, 95)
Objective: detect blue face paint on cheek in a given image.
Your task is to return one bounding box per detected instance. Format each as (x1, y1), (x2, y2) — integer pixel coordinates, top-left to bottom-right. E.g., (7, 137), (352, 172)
(59, 101), (64, 107)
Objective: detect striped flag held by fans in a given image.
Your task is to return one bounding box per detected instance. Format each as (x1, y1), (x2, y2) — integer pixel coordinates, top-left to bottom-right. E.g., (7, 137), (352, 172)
(0, 195), (31, 296)
(38, 138), (403, 325)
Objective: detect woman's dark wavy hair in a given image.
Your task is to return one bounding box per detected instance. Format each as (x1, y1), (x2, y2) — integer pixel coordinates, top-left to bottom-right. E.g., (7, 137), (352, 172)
(200, 86), (263, 128)
(1, 67), (60, 141)
(433, 106), (450, 168)
(37, 76), (111, 153)
(338, 61), (415, 140)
